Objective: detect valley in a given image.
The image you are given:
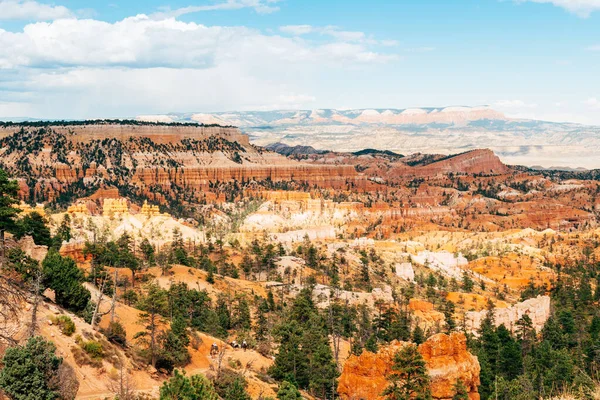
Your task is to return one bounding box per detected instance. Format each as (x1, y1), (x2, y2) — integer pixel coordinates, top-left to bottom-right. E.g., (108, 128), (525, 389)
(0, 121), (598, 400)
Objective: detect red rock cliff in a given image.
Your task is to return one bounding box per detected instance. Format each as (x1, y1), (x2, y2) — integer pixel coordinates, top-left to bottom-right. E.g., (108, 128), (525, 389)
(337, 332), (480, 400)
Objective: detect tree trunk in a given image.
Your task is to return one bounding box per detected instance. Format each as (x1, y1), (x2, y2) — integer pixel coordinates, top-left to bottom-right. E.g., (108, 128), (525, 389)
(110, 269), (118, 323)
(91, 278), (106, 330)
(28, 268), (43, 338)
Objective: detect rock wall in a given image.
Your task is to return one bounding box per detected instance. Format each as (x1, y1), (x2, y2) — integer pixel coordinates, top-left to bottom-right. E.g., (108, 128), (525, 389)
(464, 295), (551, 334)
(0, 124), (249, 145)
(337, 332), (480, 400)
(18, 236), (48, 262)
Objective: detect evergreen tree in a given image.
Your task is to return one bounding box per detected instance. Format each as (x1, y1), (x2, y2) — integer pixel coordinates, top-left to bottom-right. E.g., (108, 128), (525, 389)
(232, 297), (251, 330)
(15, 212), (52, 247)
(382, 345), (432, 400)
(0, 336), (62, 400)
(0, 169), (20, 258)
(255, 299), (270, 341)
(270, 321), (310, 388)
(222, 378), (251, 400)
(216, 295), (231, 330)
(159, 315), (191, 371)
(159, 370), (218, 400)
(136, 283), (168, 368)
(451, 380), (469, 400)
(116, 233), (140, 285)
(53, 214), (72, 248)
(42, 250), (90, 313)
(140, 238), (155, 266)
(277, 381), (302, 400)
(412, 326), (425, 345)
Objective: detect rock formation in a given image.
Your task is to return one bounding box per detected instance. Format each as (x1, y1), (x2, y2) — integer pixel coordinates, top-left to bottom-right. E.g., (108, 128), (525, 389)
(337, 332), (480, 400)
(16, 201), (46, 216)
(409, 299), (445, 330)
(59, 239), (88, 263)
(103, 198), (129, 218)
(17, 236), (48, 262)
(140, 200), (161, 217)
(464, 295), (551, 334)
(0, 123), (361, 205)
(67, 203), (89, 214)
(395, 262), (415, 281)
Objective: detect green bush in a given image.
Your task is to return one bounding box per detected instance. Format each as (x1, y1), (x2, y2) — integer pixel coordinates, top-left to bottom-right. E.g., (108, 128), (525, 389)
(53, 315), (76, 336)
(82, 340), (104, 359)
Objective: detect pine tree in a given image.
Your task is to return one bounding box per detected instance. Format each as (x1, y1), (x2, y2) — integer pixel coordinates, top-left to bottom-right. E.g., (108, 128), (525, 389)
(382, 345), (432, 400)
(255, 300), (270, 341)
(136, 283), (168, 368)
(116, 233), (140, 285)
(0, 169), (20, 258)
(15, 212), (52, 247)
(140, 238), (155, 266)
(53, 214), (72, 248)
(277, 381), (302, 400)
(42, 250), (90, 313)
(412, 326), (425, 345)
(451, 380), (469, 400)
(223, 378), (251, 400)
(159, 370), (218, 400)
(0, 336), (62, 400)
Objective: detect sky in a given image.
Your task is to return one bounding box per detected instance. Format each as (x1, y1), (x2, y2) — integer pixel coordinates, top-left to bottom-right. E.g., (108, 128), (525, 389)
(0, 0), (599, 123)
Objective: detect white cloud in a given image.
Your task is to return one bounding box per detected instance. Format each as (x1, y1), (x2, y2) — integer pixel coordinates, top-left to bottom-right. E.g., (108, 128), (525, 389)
(152, 0), (281, 18)
(515, 0), (600, 17)
(279, 24), (313, 35)
(278, 24), (402, 48)
(584, 97), (600, 108)
(0, 16), (397, 70)
(0, 14), (398, 118)
(0, 0), (72, 21)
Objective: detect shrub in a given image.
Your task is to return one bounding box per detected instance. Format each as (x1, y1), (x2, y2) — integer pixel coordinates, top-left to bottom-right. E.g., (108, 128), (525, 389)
(103, 321), (127, 346)
(52, 315), (76, 336)
(82, 340), (104, 359)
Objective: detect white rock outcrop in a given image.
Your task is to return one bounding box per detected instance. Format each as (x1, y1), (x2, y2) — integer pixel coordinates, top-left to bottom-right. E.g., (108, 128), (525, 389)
(464, 295), (551, 334)
(395, 262), (415, 282)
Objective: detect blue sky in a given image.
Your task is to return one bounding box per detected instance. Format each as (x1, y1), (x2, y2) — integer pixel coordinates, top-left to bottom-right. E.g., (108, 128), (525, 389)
(0, 0), (599, 123)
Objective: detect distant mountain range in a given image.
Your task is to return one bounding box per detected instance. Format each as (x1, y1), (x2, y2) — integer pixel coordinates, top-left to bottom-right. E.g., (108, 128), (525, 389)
(11, 106), (598, 169)
(135, 107), (600, 169)
(136, 106), (504, 127)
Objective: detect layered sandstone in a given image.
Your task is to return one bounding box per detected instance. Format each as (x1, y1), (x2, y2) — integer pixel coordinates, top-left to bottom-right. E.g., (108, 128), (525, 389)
(0, 123), (361, 205)
(337, 332), (480, 400)
(0, 123), (249, 145)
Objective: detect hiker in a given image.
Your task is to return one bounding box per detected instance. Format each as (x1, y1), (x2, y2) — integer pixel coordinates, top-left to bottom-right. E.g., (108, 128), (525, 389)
(242, 340), (248, 352)
(210, 342), (219, 356)
(231, 340), (239, 348)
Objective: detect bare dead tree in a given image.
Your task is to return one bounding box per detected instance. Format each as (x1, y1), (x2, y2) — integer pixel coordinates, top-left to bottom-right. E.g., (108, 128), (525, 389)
(108, 363), (137, 400)
(28, 266), (43, 338)
(91, 276), (114, 330)
(0, 242), (26, 344)
(110, 268), (119, 324)
(0, 274), (24, 344)
(210, 346), (227, 381)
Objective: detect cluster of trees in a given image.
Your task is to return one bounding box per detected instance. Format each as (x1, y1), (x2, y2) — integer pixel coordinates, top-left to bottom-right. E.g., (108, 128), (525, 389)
(269, 287), (339, 398)
(470, 263), (600, 400)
